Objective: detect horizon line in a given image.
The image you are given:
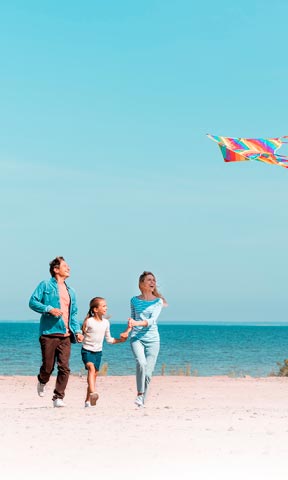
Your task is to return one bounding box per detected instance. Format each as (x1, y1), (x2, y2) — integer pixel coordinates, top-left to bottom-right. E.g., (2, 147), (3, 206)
(1, 320), (288, 327)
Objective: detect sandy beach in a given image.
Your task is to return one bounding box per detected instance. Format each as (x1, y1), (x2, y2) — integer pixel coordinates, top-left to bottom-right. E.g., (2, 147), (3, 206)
(1, 375), (288, 479)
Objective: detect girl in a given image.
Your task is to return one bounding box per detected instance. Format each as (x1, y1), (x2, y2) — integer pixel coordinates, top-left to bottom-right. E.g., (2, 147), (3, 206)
(81, 297), (127, 407)
(122, 271), (168, 408)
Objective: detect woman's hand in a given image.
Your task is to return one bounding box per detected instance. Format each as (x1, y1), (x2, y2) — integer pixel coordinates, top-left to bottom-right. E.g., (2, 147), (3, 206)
(128, 317), (136, 328)
(119, 336), (128, 342)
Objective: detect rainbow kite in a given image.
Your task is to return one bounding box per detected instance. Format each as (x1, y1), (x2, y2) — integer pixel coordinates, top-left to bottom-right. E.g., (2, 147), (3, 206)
(207, 134), (288, 169)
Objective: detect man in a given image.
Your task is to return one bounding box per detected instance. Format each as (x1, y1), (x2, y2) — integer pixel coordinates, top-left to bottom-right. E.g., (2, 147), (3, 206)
(29, 256), (83, 407)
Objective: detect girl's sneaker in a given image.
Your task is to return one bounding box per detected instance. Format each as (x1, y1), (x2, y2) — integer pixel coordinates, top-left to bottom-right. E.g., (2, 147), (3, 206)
(90, 392), (99, 406)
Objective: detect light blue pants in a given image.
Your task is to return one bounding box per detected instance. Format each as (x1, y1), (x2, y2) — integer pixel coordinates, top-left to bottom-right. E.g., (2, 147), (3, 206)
(130, 338), (160, 401)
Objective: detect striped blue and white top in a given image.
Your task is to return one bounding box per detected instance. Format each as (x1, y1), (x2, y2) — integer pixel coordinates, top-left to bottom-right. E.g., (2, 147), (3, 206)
(130, 296), (163, 342)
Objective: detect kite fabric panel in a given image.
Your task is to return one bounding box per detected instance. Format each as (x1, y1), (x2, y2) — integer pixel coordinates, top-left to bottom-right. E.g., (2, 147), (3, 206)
(207, 134), (288, 169)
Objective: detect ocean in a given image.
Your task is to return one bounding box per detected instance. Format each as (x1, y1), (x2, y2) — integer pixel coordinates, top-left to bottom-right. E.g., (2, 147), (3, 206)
(1, 322), (288, 377)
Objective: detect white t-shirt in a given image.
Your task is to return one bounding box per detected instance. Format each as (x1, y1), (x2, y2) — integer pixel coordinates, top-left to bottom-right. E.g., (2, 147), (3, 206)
(82, 317), (115, 352)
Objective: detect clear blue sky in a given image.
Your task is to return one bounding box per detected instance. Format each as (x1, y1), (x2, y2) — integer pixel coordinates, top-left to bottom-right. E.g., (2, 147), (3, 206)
(1, 0), (288, 323)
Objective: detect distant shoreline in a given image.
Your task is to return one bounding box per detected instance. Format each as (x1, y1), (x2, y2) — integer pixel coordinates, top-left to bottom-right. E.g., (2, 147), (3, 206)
(1, 320), (288, 327)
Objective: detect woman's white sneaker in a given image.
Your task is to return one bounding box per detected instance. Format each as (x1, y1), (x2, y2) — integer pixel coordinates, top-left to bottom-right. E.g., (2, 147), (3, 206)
(134, 395), (145, 408)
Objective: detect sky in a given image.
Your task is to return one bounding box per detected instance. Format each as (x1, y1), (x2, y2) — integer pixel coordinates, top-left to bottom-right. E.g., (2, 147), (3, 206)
(1, 0), (288, 324)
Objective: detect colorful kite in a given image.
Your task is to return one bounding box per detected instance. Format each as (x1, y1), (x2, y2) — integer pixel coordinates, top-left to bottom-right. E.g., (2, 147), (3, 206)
(207, 134), (288, 169)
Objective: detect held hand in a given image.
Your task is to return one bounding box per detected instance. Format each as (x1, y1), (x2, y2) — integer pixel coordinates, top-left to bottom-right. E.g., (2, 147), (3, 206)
(76, 333), (84, 343)
(120, 330), (130, 339)
(119, 336), (127, 342)
(49, 308), (63, 317)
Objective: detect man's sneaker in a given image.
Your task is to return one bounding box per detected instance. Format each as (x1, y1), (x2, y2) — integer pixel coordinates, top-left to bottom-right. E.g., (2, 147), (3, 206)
(37, 381), (46, 397)
(85, 401), (91, 408)
(134, 395), (145, 408)
(89, 392), (99, 406)
(53, 398), (66, 408)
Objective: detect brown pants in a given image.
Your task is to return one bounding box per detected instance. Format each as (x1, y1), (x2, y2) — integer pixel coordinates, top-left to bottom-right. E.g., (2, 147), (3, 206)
(38, 335), (71, 400)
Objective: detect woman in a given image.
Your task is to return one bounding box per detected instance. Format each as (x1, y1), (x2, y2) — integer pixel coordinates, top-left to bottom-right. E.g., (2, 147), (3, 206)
(125, 271), (168, 408)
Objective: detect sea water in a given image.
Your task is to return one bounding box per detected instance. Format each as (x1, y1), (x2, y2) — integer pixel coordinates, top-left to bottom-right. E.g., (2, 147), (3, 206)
(1, 322), (288, 377)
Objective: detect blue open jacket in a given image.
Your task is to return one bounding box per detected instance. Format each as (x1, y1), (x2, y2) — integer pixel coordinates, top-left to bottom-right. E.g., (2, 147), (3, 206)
(29, 277), (81, 342)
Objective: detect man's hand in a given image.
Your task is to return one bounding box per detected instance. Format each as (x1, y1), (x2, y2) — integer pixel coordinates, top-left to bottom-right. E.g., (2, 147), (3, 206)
(48, 308), (63, 317)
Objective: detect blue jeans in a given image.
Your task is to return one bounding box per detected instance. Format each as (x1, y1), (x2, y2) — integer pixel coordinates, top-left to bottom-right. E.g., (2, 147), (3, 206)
(130, 338), (160, 400)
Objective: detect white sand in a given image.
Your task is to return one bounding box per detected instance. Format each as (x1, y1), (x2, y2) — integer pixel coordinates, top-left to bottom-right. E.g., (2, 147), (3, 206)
(0, 375), (288, 479)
